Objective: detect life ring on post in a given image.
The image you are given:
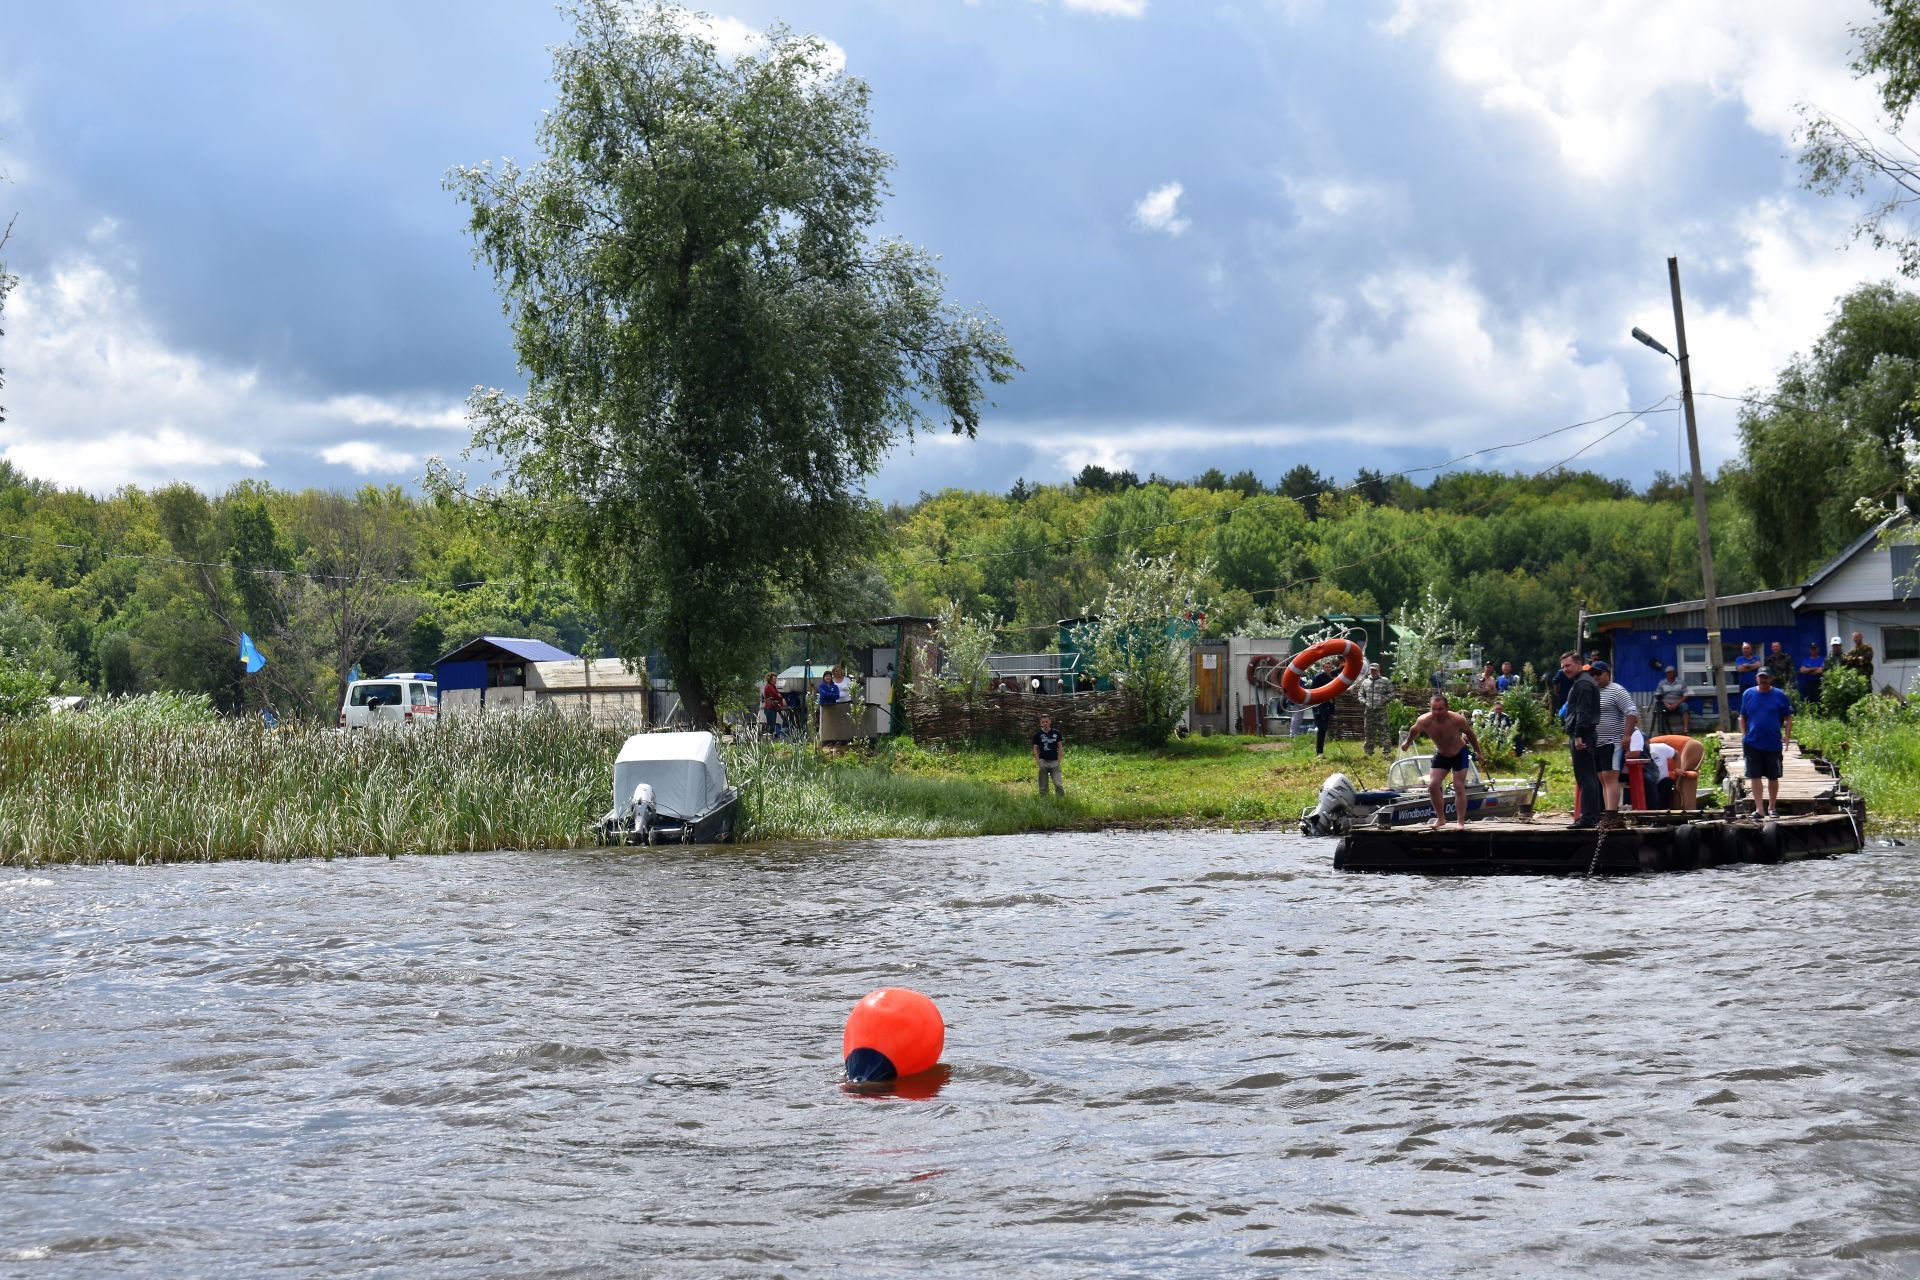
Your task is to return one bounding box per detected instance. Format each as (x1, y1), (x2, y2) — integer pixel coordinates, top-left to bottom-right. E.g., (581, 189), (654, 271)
(1279, 637), (1367, 705)
(1247, 653), (1284, 690)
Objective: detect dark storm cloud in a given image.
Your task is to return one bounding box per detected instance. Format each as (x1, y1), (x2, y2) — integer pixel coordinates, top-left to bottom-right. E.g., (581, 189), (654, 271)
(0, 0), (1897, 497)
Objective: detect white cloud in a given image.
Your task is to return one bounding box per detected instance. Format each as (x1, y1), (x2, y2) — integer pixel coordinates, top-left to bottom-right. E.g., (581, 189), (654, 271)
(320, 441), (421, 475)
(0, 246), (465, 491)
(1383, 0), (1885, 183)
(1280, 174), (1404, 231)
(319, 394), (466, 431)
(1309, 261), (1629, 433)
(1634, 197), (1910, 469)
(677, 11), (847, 77)
(1061, 0), (1148, 15)
(1132, 181), (1191, 236)
(3, 429), (262, 488)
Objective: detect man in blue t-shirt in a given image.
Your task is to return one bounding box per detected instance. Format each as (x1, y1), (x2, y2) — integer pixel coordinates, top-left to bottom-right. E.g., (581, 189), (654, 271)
(1738, 667), (1794, 819)
(1797, 642), (1825, 704)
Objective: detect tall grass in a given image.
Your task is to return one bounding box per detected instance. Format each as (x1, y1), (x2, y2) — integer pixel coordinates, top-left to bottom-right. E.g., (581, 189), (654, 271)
(0, 706), (623, 865)
(1797, 696), (1920, 823)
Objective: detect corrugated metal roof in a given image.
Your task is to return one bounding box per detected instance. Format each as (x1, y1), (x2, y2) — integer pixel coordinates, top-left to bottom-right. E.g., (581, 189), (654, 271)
(435, 635), (579, 666)
(1585, 587), (1800, 627)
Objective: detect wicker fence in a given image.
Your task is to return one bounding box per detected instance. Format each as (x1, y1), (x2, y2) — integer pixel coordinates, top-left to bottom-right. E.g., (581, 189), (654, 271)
(903, 688), (1145, 748)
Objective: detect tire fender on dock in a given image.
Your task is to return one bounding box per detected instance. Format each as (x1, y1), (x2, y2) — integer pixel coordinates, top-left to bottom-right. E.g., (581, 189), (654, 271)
(1719, 822), (1747, 865)
(1669, 822), (1700, 871)
(1757, 820), (1783, 865)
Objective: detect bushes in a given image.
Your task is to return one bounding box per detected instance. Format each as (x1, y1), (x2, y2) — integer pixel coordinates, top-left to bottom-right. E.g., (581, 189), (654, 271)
(1819, 665), (1871, 718)
(0, 653), (53, 721)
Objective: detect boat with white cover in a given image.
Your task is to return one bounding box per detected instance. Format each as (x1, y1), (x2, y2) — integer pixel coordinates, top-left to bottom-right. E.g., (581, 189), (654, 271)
(600, 731), (741, 845)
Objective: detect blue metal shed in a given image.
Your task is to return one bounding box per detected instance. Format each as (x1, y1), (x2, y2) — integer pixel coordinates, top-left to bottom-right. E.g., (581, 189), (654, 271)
(1583, 588), (1828, 711)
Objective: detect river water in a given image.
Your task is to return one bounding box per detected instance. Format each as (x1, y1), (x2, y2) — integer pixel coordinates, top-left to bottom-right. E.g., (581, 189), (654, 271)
(2, 833), (1916, 1278)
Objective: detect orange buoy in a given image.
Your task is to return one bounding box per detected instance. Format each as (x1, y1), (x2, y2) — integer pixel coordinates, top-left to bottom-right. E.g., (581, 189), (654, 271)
(843, 988), (944, 1082)
(1278, 637), (1366, 705)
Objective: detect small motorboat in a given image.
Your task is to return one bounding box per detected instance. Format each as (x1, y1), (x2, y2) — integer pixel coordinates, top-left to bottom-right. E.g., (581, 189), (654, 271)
(601, 731), (741, 845)
(1300, 755), (1543, 836)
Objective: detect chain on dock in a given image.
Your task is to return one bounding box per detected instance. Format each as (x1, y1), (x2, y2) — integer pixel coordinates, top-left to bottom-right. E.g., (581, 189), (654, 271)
(1586, 822), (1610, 877)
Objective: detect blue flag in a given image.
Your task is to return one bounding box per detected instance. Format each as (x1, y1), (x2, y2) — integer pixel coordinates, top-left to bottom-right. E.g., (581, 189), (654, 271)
(239, 632), (266, 674)
(349, 663), (363, 683)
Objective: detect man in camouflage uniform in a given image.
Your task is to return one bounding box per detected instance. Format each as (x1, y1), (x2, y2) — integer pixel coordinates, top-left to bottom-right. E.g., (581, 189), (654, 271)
(1353, 661), (1396, 757)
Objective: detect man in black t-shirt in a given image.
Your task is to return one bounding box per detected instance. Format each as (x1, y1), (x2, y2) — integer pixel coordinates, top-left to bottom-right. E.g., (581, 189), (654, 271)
(1031, 714), (1066, 797)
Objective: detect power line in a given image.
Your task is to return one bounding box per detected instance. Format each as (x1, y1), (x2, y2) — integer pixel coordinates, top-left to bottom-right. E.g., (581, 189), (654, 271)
(0, 530), (511, 591)
(905, 396), (1677, 573)
(0, 394), (1680, 597)
(981, 398), (1675, 634)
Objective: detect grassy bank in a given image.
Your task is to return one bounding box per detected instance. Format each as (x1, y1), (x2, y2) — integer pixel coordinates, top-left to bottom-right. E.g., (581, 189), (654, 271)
(1797, 698), (1920, 822)
(0, 708), (619, 865)
(738, 734), (1572, 841)
(7, 698), (1910, 866)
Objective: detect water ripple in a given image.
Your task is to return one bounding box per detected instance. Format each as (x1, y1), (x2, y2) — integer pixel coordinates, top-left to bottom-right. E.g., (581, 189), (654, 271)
(1, 836), (1916, 1276)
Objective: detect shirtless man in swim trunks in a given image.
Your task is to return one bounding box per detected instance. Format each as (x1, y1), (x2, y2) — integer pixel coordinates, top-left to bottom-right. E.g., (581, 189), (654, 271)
(1398, 693), (1486, 831)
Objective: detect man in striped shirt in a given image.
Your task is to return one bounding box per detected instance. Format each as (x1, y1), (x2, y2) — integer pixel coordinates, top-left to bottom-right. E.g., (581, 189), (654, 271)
(1590, 660), (1639, 818)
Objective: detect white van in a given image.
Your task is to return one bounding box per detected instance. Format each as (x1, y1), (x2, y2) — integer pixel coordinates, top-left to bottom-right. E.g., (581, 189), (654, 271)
(338, 673), (439, 729)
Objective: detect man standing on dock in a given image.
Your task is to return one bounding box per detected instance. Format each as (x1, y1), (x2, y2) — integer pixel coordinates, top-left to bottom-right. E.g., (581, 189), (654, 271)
(1739, 669), (1794, 820)
(1592, 661), (1638, 817)
(1560, 652), (1603, 829)
(1399, 694), (1485, 830)
(1354, 661), (1395, 757)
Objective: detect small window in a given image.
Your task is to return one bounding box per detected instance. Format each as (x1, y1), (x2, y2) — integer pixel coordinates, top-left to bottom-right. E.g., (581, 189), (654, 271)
(350, 683), (404, 708)
(1678, 644), (1711, 691)
(1885, 627), (1920, 661)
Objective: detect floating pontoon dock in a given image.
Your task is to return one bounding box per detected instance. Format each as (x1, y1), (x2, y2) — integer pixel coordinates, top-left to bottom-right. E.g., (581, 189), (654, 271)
(1333, 735), (1864, 876)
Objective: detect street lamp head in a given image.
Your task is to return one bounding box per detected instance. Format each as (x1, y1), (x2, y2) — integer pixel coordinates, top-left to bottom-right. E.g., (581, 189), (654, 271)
(1631, 327), (1676, 360)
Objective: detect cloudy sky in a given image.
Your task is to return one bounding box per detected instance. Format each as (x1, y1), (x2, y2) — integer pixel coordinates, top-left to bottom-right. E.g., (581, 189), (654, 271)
(0, 0), (1908, 500)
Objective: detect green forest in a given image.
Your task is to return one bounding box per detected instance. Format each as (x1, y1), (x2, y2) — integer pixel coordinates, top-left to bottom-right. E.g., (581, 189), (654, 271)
(2, 0), (1918, 727)
(0, 449), (1851, 721)
(7, 271), (1920, 723)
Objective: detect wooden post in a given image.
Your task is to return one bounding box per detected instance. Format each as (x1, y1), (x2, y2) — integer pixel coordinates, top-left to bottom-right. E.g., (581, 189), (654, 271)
(1668, 256), (1729, 731)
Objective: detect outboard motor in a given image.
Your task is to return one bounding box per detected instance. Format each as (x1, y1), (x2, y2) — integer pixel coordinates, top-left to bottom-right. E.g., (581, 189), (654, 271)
(629, 782), (657, 846)
(1300, 772), (1360, 837)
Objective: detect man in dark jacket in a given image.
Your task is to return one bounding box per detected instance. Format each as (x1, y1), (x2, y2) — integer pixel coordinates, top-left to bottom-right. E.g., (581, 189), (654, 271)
(1560, 650), (1604, 829)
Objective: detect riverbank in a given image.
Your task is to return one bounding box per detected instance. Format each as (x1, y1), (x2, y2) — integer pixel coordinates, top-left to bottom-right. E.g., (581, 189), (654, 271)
(737, 734), (1573, 841)
(4, 702), (1909, 865)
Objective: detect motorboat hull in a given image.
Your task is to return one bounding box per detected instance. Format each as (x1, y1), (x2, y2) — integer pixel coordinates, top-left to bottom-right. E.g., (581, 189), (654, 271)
(1300, 758), (1543, 836)
(601, 789), (741, 846)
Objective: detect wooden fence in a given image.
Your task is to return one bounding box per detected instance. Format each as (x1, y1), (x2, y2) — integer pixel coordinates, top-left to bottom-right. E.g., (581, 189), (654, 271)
(904, 688), (1145, 748)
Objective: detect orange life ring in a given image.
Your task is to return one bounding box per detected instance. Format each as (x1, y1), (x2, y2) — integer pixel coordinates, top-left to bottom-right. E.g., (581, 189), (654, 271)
(1279, 637), (1367, 705)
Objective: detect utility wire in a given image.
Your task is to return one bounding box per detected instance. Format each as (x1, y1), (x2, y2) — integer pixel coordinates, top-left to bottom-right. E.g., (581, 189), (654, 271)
(901, 398), (1676, 569)
(0, 394), (1679, 595)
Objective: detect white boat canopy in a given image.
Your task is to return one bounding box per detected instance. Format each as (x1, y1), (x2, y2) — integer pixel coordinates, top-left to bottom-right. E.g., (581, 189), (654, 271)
(612, 731), (730, 820)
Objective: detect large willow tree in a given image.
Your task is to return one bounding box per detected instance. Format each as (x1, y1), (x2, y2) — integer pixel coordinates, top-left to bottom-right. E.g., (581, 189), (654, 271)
(440, 1), (1015, 726)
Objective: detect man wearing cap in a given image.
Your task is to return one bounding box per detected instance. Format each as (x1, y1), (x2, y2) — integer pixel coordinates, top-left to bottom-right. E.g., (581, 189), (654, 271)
(1353, 660), (1396, 757)
(1654, 665), (1689, 736)
(1560, 651), (1604, 829)
(1592, 660), (1638, 817)
(1739, 666), (1794, 819)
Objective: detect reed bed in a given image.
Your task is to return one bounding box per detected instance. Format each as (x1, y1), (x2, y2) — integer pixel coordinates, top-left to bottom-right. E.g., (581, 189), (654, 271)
(1798, 700), (1920, 822)
(0, 708), (623, 865)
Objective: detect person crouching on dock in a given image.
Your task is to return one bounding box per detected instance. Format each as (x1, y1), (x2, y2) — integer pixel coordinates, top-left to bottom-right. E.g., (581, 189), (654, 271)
(1399, 694), (1485, 831)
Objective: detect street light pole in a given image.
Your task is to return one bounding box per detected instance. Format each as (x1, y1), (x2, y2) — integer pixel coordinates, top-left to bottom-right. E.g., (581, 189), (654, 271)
(1665, 257), (1730, 732)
